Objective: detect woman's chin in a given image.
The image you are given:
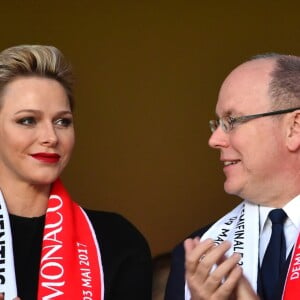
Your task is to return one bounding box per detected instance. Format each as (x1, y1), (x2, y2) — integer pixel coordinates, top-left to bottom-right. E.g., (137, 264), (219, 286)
(29, 175), (59, 186)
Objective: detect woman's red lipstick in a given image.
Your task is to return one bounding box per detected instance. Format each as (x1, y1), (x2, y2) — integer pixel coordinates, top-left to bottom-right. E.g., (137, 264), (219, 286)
(31, 153), (60, 163)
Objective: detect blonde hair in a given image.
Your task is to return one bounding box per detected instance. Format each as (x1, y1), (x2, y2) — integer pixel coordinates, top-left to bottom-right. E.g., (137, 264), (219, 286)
(0, 44), (74, 110)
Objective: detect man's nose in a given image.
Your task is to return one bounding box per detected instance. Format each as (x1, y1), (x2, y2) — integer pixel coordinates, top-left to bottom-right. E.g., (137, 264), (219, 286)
(208, 126), (229, 149)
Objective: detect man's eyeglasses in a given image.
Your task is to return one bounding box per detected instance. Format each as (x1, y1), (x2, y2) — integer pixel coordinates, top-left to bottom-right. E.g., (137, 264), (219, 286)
(209, 107), (300, 133)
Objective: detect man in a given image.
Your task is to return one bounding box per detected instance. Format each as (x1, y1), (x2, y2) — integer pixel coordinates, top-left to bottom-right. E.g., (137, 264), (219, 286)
(165, 54), (300, 300)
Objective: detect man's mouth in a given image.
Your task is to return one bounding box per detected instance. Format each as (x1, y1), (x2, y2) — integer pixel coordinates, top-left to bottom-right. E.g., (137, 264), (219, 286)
(224, 160), (240, 166)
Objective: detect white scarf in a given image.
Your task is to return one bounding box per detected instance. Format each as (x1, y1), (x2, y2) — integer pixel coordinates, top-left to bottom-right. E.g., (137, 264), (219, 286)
(0, 189), (18, 299)
(185, 201), (260, 299)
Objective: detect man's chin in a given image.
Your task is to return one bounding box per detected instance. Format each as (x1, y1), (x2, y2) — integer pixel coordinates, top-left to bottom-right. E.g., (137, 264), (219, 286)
(224, 181), (242, 196)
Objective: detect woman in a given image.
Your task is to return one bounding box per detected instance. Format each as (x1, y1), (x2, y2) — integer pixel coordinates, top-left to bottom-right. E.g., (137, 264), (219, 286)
(0, 45), (152, 299)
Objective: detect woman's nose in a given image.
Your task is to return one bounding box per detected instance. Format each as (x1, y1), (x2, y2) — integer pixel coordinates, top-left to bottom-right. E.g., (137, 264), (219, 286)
(40, 123), (58, 146)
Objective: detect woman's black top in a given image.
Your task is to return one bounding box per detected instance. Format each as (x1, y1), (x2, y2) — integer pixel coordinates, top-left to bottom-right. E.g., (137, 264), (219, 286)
(10, 209), (152, 300)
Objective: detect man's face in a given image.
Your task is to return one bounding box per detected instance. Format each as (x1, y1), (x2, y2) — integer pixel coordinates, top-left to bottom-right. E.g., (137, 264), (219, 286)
(208, 59), (290, 205)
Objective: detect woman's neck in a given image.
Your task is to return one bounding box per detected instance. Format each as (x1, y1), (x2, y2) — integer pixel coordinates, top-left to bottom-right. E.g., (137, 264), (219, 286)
(0, 180), (50, 217)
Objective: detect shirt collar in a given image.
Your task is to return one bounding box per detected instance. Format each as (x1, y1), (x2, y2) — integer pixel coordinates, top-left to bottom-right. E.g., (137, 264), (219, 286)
(283, 194), (300, 231)
(259, 194), (300, 233)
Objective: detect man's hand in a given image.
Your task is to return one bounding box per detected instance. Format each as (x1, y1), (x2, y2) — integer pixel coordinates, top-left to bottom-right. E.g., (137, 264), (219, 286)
(184, 238), (257, 300)
(235, 276), (260, 300)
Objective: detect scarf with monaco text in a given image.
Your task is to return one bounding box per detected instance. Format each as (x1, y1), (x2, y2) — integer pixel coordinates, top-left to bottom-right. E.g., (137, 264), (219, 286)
(0, 179), (104, 300)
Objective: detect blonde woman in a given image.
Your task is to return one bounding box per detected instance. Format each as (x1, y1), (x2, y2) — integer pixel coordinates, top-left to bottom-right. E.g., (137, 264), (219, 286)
(0, 45), (152, 300)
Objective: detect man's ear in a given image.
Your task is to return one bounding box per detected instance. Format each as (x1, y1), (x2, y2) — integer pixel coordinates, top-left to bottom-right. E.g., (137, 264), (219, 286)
(287, 111), (300, 151)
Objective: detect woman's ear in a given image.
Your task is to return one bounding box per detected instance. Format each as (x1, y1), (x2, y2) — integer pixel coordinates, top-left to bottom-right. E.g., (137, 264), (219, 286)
(287, 111), (300, 151)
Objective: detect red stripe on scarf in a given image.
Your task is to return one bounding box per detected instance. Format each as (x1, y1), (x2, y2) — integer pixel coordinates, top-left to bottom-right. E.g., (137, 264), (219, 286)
(38, 179), (103, 299)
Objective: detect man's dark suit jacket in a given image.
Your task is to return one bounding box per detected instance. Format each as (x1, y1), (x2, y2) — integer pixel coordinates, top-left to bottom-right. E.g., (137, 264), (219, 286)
(165, 224), (292, 300)
(165, 225), (211, 300)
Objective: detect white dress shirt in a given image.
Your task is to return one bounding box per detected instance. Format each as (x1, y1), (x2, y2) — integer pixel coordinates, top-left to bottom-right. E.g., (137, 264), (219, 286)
(259, 195), (300, 265)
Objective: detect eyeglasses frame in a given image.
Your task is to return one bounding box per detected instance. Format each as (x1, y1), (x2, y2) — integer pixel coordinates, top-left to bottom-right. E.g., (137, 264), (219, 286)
(209, 107), (300, 133)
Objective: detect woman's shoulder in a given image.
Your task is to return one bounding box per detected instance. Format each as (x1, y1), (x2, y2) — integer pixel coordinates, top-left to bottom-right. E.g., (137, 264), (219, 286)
(83, 209), (139, 232)
(83, 208), (149, 250)
(83, 209), (152, 299)
(84, 209), (130, 226)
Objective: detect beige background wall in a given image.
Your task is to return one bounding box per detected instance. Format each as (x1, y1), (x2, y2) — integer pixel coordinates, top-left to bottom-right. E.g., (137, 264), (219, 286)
(2, 1), (300, 256)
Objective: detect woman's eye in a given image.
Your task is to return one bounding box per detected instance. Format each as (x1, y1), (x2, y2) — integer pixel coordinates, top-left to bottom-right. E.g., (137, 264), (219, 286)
(17, 117), (36, 126)
(55, 118), (73, 127)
